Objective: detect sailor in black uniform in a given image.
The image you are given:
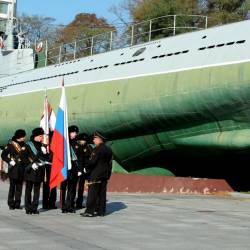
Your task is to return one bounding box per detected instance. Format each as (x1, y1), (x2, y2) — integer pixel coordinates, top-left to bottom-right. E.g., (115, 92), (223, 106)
(1, 129), (31, 210)
(81, 131), (112, 217)
(42, 131), (57, 210)
(75, 133), (92, 209)
(24, 128), (49, 214)
(61, 125), (79, 213)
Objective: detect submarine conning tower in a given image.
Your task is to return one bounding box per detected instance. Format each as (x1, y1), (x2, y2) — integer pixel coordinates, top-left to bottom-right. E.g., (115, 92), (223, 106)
(0, 0), (17, 50)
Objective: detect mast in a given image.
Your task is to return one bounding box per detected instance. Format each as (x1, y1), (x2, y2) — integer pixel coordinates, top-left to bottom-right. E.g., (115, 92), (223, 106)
(0, 0), (17, 50)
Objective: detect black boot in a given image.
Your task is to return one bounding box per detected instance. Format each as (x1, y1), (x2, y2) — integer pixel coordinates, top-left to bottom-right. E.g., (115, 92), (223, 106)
(15, 205), (22, 210)
(67, 208), (76, 213)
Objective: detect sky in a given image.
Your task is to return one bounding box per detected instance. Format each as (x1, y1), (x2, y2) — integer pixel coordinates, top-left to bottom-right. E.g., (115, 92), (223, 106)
(17, 0), (127, 26)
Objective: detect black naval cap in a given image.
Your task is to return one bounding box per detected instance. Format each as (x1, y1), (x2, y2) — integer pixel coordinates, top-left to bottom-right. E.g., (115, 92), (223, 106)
(68, 125), (79, 133)
(14, 129), (26, 139)
(93, 131), (107, 141)
(32, 127), (44, 137)
(77, 133), (88, 141)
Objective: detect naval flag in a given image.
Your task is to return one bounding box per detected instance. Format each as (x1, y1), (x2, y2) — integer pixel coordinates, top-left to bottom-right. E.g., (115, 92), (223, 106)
(0, 37), (4, 49)
(49, 82), (71, 189)
(40, 91), (56, 146)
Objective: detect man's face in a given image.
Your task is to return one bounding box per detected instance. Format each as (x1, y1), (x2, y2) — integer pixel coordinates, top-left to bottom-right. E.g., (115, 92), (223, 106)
(93, 136), (103, 146)
(17, 136), (26, 142)
(78, 140), (86, 146)
(70, 132), (77, 140)
(34, 134), (44, 142)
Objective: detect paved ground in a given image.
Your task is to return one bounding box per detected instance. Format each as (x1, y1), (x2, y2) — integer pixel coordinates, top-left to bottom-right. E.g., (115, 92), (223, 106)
(0, 181), (250, 250)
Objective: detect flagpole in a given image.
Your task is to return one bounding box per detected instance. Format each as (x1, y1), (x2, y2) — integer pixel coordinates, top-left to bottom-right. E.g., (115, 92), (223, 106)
(43, 88), (49, 183)
(59, 78), (63, 206)
(44, 88), (49, 147)
(62, 77), (71, 172)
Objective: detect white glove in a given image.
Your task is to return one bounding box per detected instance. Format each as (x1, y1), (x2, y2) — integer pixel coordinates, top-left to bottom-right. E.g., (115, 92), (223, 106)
(78, 172), (82, 177)
(83, 168), (87, 174)
(9, 160), (16, 166)
(41, 146), (47, 154)
(32, 163), (39, 171)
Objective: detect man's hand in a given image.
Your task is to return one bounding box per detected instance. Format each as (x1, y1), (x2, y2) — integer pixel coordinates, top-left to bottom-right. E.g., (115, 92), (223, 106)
(9, 160), (16, 166)
(78, 172), (82, 177)
(31, 163), (39, 171)
(41, 146), (47, 154)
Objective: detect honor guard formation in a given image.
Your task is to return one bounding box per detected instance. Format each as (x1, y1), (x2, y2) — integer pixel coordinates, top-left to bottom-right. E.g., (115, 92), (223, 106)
(0, 126), (113, 217)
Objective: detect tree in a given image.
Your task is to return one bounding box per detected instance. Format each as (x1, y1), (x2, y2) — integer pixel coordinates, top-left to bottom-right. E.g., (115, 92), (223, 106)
(109, 0), (137, 26)
(201, 0), (250, 25)
(56, 13), (115, 61)
(18, 14), (58, 44)
(131, 0), (199, 21)
(111, 0), (250, 43)
(18, 12), (115, 65)
(111, 0), (202, 43)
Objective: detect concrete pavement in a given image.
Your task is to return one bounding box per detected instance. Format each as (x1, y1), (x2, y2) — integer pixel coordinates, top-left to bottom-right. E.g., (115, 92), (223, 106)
(0, 181), (250, 250)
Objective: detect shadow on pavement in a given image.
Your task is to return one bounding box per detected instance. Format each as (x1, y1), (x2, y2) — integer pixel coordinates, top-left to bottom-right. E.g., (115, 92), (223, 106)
(106, 201), (127, 215)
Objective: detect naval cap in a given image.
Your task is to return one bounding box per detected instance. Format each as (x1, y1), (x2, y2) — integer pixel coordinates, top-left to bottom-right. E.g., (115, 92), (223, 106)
(68, 125), (79, 133)
(77, 133), (88, 141)
(93, 131), (107, 140)
(14, 129), (26, 139)
(32, 127), (44, 137)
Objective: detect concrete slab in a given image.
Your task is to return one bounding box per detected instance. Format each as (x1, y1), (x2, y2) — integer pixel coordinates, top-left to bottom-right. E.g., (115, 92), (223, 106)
(0, 181), (250, 250)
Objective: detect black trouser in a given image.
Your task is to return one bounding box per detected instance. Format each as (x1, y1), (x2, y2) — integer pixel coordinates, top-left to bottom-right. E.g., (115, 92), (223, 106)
(61, 177), (78, 210)
(25, 181), (41, 212)
(86, 180), (107, 215)
(70, 176), (78, 208)
(61, 179), (74, 210)
(42, 165), (57, 208)
(42, 181), (57, 209)
(60, 180), (68, 209)
(76, 175), (86, 207)
(8, 178), (23, 208)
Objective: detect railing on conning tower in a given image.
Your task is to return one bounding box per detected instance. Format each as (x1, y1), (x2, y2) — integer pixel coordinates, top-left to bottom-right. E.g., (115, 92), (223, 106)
(33, 14), (210, 68)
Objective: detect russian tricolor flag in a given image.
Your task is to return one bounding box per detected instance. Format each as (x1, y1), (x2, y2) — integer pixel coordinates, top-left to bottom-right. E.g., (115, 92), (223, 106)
(50, 83), (71, 189)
